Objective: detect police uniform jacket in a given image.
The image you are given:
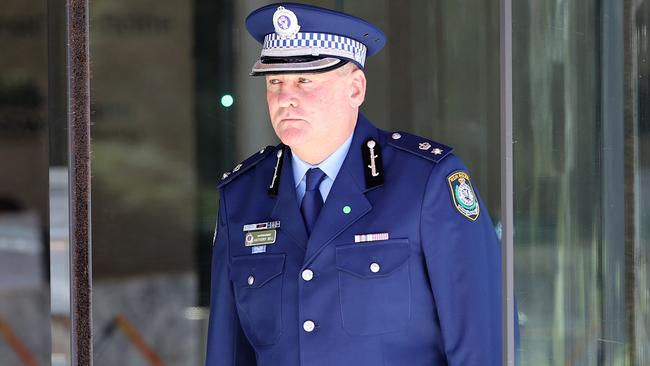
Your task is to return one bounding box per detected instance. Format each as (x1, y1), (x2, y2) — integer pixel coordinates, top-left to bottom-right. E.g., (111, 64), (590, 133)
(206, 114), (502, 366)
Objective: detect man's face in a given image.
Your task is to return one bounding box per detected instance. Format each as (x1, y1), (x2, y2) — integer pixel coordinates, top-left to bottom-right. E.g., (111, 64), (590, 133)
(265, 66), (363, 157)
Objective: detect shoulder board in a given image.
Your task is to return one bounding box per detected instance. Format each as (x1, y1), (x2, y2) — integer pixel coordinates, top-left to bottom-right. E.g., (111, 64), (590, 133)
(385, 131), (453, 163)
(218, 145), (277, 188)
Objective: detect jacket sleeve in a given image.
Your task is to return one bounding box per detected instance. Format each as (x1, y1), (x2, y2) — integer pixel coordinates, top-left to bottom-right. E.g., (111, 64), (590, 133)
(420, 155), (502, 366)
(205, 190), (256, 366)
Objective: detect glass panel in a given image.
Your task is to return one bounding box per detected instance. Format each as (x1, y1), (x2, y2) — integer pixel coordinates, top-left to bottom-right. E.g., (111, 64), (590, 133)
(0, 0), (52, 365)
(513, 0), (650, 364)
(513, 0), (603, 363)
(49, 0), (71, 363)
(90, 0), (202, 365)
(632, 2), (649, 363)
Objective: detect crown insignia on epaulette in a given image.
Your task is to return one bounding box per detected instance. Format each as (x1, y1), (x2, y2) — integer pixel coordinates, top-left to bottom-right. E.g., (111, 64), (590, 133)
(387, 131), (453, 163)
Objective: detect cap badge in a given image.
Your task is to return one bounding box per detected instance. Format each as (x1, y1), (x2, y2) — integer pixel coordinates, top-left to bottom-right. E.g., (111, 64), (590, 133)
(273, 6), (300, 38)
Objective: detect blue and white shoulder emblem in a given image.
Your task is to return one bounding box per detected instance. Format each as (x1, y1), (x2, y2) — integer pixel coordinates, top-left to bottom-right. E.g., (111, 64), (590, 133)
(447, 171), (480, 221)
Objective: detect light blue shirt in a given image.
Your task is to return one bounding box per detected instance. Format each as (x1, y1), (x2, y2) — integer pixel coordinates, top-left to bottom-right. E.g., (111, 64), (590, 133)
(292, 133), (354, 203)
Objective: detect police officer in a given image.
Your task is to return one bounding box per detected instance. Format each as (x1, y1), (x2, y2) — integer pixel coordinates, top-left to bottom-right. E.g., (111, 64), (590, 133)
(206, 3), (502, 365)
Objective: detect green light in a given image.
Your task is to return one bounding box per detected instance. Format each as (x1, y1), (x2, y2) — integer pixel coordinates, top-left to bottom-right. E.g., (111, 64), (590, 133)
(221, 94), (234, 108)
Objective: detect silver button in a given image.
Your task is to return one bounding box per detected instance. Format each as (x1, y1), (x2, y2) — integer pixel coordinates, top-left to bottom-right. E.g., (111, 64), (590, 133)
(259, 148), (265, 154)
(302, 269), (314, 281)
(391, 132), (402, 140)
(247, 275), (255, 286)
(370, 262), (380, 273)
(303, 320), (316, 332)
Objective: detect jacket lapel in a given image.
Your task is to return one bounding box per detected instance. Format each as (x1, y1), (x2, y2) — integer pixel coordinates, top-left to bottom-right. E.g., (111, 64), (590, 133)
(269, 147), (308, 250)
(304, 114), (380, 262)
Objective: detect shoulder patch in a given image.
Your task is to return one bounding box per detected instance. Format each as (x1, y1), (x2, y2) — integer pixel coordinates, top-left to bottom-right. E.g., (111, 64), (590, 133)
(218, 145), (277, 188)
(447, 171), (480, 221)
(385, 131), (453, 163)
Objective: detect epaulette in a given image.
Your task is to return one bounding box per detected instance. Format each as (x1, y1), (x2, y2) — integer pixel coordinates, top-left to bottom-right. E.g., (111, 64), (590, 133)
(385, 131), (453, 163)
(218, 145), (277, 188)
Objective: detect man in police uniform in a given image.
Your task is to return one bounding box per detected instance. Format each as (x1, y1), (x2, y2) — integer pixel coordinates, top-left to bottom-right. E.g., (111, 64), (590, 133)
(206, 3), (502, 365)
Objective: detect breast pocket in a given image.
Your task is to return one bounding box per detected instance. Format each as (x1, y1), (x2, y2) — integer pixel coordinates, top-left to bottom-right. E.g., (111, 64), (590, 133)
(336, 239), (411, 335)
(230, 253), (285, 346)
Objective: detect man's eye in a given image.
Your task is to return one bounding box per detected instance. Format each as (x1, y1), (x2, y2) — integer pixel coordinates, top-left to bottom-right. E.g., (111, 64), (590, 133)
(268, 79), (281, 85)
(298, 78), (312, 84)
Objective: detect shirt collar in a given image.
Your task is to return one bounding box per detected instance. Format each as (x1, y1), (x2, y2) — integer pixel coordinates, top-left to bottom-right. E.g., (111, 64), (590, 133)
(292, 132), (354, 187)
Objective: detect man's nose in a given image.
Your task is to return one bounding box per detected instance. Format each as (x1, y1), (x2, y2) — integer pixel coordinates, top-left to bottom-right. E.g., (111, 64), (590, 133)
(277, 86), (299, 108)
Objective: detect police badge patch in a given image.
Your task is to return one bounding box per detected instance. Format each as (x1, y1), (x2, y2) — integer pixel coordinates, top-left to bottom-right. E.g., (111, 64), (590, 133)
(447, 171), (480, 221)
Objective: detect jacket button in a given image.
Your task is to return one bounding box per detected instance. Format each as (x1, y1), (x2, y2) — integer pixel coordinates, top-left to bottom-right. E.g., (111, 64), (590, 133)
(370, 262), (380, 273)
(247, 275), (255, 286)
(303, 320), (316, 333)
(302, 269), (314, 281)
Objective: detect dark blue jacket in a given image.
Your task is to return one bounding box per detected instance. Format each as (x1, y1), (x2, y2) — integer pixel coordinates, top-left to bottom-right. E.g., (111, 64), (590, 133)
(206, 114), (502, 366)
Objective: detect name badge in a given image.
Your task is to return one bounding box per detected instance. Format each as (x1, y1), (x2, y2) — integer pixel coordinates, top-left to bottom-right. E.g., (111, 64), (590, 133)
(245, 229), (277, 246)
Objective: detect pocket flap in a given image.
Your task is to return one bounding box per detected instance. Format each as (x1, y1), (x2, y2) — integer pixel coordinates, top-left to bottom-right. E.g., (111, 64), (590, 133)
(230, 254), (286, 288)
(336, 239), (410, 279)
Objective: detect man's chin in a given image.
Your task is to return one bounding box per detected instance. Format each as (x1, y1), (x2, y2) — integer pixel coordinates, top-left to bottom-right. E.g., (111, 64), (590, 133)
(277, 129), (310, 148)
(280, 137), (309, 149)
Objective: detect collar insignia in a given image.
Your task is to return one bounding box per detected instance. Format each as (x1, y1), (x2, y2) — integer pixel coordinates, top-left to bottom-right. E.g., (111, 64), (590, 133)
(268, 148), (285, 197)
(362, 138), (384, 189)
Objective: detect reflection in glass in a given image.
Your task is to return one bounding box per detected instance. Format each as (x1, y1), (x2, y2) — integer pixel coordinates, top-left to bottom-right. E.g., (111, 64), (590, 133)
(632, 1), (649, 363)
(513, 0), (649, 364)
(90, 0), (202, 365)
(0, 0), (51, 365)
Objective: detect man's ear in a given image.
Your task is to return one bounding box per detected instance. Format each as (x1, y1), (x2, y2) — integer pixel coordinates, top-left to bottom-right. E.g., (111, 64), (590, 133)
(349, 68), (366, 108)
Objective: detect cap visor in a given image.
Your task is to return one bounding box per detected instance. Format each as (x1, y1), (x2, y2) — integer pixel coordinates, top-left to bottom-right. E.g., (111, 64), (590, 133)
(250, 57), (344, 76)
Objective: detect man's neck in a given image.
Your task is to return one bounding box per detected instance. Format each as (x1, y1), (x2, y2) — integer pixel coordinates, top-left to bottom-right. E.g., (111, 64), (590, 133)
(292, 130), (355, 165)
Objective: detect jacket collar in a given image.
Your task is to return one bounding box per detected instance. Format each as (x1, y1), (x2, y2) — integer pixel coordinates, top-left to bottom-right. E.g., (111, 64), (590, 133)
(268, 113), (384, 262)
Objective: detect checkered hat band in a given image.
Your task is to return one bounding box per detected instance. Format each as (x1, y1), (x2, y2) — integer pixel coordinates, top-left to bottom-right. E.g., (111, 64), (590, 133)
(262, 32), (367, 67)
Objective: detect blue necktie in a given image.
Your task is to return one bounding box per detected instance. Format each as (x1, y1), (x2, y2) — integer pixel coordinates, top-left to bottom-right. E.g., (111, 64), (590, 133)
(301, 168), (327, 235)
